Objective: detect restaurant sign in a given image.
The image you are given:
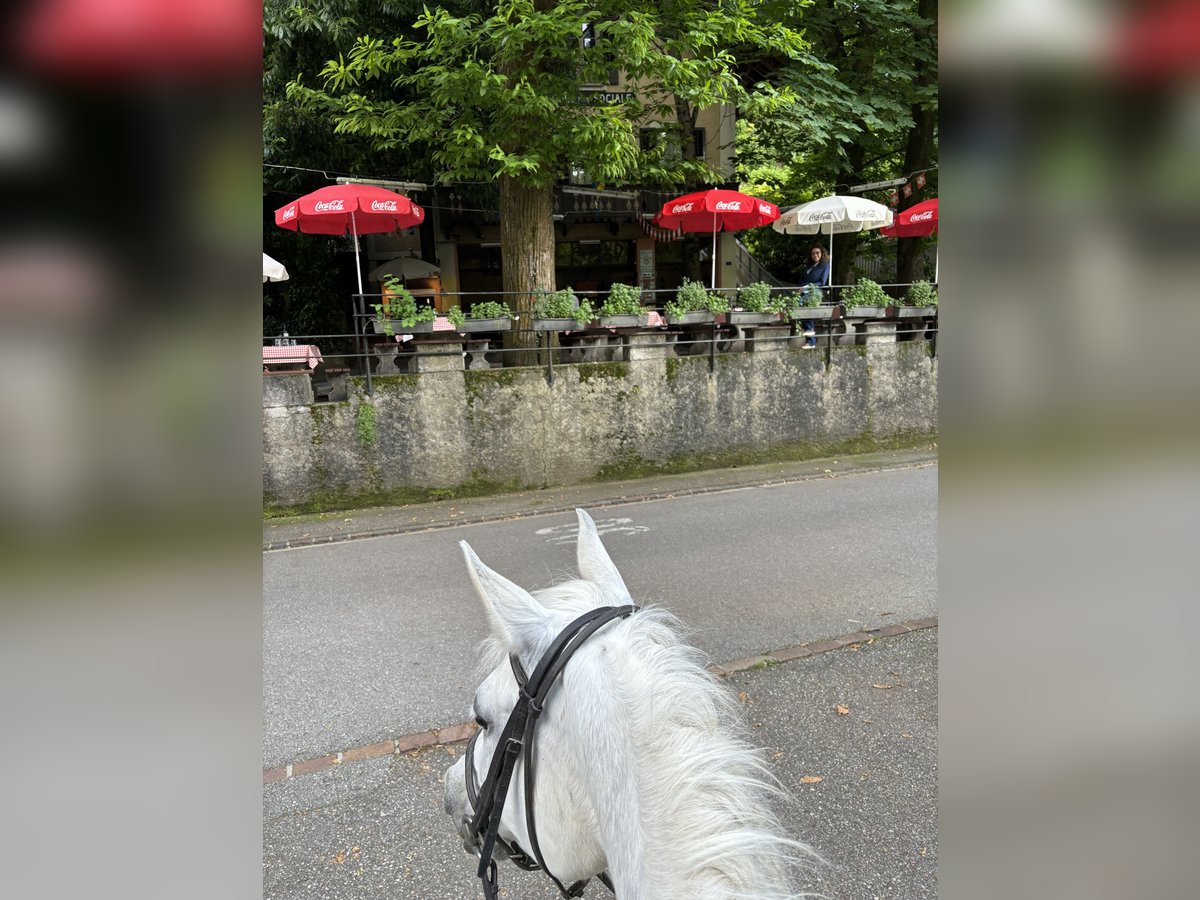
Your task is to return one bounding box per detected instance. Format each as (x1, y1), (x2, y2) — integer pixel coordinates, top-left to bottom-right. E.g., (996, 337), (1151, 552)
(579, 90), (634, 106)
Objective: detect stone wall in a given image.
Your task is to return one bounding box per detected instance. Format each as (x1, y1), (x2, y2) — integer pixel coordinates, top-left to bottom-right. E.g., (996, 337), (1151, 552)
(263, 336), (937, 511)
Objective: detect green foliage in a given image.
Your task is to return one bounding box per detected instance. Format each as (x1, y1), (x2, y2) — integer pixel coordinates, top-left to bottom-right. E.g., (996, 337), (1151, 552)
(704, 290), (731, 315)
(355, 402), (376, 448)
(291, 3), (806, 194)
(842, 278), (891, 309)
(790, 285), (824, 309)
(734, 0), (939, 283)
(667, 278), (729, 316)
(662, 280), (705, 321)
(533, 288), (595, 326)
(736, 281), (773, 312)
(767, 288), (794, 315)
(600, 283), (643, 317)
(374, 277), (436, 331)
(446, 304), (467, 328)
(469, 300), (512, 319)
(664, 278), (710, 318)
(904, 280), (938, 307)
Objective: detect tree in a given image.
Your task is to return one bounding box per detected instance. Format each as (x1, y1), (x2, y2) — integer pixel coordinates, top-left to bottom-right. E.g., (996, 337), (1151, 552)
(263, 0), (445, 343)
(734, 0), (937, 288)
(289, 0), (803, 362)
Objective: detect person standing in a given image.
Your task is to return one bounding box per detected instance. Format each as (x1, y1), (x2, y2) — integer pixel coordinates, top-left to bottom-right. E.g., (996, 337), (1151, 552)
(798, 244), (830, 348)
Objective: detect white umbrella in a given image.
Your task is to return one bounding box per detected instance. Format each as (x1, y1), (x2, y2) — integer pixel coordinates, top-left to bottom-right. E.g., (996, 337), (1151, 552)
(772, 196), (894, 285)
(263, 253), (289, 283)
(368, 256), (441, 282)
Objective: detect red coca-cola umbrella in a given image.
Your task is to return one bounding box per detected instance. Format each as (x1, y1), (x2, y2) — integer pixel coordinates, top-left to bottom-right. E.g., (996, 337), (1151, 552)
(880, 198), (938, 238)
(1113, 2), (1200, 81)
(653, 189), (779, 288)
(881, 198), (938, 282)
(275, 184), (424, 296)
(17, 0), (261, 79)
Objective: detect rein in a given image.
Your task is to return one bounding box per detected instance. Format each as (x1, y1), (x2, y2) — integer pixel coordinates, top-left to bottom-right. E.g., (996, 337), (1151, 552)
(465, 604), (636, 900)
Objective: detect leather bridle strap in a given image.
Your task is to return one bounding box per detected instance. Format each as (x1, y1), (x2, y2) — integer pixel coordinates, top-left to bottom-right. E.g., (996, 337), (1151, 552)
(468, 604), (636, 900)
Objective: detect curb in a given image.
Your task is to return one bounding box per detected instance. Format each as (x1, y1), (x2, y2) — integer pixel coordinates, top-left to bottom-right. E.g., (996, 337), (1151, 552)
(264, 615), (937, 785)
(264, 459), (936, 552)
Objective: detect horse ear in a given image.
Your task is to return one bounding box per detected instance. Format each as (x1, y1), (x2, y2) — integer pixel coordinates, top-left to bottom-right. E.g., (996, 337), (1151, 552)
(575, 509), (630, 599)
(459, 541), (551, 651)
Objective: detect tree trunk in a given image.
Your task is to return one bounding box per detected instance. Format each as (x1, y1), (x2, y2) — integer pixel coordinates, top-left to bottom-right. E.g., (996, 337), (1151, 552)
(896, 0), (938, 288)
(499, 175), (556, 366)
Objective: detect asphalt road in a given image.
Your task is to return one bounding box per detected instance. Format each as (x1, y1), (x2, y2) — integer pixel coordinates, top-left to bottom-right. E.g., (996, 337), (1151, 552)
(264, 464), (937, 768)
(263, 627), (938, 900)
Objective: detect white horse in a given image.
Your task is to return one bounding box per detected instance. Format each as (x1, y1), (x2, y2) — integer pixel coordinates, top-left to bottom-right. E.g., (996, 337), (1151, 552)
(444, 509), (817, 899)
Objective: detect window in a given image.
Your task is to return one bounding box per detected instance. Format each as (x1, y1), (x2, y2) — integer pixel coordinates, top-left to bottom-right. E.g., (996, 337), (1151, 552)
(693, 127), (706, 161)
(580, 22), (618, 85)
(639, 127), (682, 160)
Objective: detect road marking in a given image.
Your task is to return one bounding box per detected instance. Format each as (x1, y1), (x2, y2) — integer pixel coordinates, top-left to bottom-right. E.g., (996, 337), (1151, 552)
(535, 517), (650, 545)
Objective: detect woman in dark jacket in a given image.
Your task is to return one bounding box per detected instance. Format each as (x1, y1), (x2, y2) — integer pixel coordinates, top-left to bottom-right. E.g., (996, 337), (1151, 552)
(799, 244), (830, 347)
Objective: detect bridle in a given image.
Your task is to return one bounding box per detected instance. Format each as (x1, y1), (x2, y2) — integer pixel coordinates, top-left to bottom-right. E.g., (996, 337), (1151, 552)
(463, 604), (637, 899)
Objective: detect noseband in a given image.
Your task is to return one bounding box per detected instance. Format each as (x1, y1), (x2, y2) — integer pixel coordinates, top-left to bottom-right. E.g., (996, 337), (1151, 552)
(464, 604), (636, 900)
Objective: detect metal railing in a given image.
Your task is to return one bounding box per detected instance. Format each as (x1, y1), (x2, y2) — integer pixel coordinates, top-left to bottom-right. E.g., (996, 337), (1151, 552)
(265, 282), (938, 397)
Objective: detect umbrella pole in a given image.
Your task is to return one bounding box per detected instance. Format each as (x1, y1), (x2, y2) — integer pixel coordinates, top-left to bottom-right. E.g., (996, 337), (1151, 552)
(711, 211), (717, 291)
(827, 222), (833, 302)
(352, 211), (364, 297)
(351, 211), (371, 395)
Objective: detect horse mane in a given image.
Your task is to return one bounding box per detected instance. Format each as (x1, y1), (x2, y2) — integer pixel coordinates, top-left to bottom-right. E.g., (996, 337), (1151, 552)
(486, 577), (821, 899)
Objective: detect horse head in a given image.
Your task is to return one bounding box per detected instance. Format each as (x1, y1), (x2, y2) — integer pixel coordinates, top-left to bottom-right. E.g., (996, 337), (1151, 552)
(444, 509), (814, 900)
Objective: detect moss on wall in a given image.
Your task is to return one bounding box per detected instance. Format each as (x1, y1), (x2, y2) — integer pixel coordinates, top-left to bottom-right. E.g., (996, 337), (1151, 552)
(576, 361), (629, 383)
(590, 431), (936, 483)
(355, 403), (377, 447)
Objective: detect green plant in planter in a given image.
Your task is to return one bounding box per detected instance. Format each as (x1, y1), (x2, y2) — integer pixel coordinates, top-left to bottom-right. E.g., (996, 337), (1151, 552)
(533, 288), (595, 326)
(600, 282), (643, 317)
(468, 300), (512, 319)
(445, 305), (467, 328)
(903, 280), (938, 307)
(842, 277), (891, 309)
(791, 285), (824, 309)
(373, 277), (435, 336)
(767, 287), (794, 315)
(704, 290), (730, 315)
(664, 278), (709, 318)
(736, 281), (773, 312)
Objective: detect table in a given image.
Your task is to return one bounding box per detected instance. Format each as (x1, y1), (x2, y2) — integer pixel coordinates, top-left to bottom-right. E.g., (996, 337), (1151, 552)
(263, 344), (324, 370)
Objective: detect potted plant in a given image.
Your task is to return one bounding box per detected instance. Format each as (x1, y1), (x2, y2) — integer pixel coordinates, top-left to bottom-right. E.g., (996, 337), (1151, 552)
(447, 300), (513, 332)
(728, 281), (781, 325)
(374, 278), (437, 335)
(786, 285), (836, 321)
(663, 278), (715, 325)
(598, 282), (648, 327)
(840, 278), (892, 318)
(897, 280), (938, 317)
(531, 288), (595, 331)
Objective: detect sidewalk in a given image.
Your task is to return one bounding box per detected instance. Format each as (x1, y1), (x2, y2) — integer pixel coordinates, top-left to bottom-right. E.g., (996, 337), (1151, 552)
(264, 444), (937, 551)
(264, 626), (937, 900)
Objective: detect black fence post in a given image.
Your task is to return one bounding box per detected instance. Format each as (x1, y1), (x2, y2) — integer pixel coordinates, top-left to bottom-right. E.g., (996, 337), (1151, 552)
(355, 293), (374, 397)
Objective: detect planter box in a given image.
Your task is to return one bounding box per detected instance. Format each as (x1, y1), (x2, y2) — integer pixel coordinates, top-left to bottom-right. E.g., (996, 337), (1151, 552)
(728, 311), (781, 326)
(378, 318), (434, 334)
(598, 315), (648, 328)
(666, 311), (715, 326)
(788, 306), (836, 321)
(841, 305), (889, 318)
(531, 317), (582, 332)
(458, 317), (513, 333)
(895, 306), (937, 318)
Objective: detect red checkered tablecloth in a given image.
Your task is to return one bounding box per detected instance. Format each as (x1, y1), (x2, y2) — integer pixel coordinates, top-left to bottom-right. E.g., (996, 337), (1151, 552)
(263, 345), (323, 369)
